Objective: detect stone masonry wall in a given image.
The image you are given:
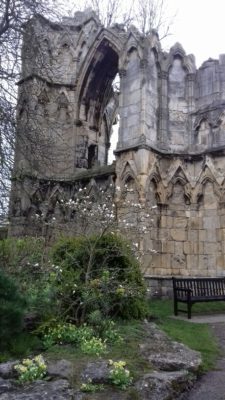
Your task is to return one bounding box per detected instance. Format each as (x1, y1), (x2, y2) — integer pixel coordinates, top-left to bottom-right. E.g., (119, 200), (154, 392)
(9, 9), (225, 284)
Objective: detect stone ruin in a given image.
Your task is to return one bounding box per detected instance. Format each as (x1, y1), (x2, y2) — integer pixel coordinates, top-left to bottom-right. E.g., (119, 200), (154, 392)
(9, 9), (225, 294)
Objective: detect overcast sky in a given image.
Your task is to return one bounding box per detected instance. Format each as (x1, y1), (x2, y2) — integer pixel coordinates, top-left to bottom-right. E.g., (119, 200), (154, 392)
(67, 0), (225, 67)
(163, 0), (225, 67)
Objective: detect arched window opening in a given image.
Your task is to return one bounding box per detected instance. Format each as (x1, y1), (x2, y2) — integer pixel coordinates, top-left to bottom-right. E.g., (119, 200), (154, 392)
(77, 40), (120, 169)
(88, 144), (98, 169)
(107, 73), (120, 164)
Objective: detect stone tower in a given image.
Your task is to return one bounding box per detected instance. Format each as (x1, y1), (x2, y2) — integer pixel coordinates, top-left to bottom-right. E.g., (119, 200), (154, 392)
(10, 10), (225, 292)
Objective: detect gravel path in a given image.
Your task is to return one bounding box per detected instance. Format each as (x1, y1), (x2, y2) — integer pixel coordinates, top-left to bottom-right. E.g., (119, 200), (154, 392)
(183, 322), (225, 400)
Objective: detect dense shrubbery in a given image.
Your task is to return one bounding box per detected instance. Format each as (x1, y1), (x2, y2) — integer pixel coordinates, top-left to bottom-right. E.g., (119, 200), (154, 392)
(51, 233), (148, 323)
(0, 233), (148, 357)
(0, 269), (27, 348)
(0, 237), (46, 274)
(0, 237), (57, 322)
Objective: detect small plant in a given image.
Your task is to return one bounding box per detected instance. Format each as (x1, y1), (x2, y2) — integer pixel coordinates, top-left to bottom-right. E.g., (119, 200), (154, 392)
(109, 360), (133, 389)
(80, 337), (107, 356)
(41, 322), (94, 348)
(102, 320), (123, 344)
(14, 354), (47, 384)
(80, 381), (104, 393)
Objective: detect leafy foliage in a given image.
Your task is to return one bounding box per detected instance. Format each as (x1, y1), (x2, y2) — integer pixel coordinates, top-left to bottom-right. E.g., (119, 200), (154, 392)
(109, 360), (133, 389)
(14, 354), (47, 384)
(52, 233), (148, 323)
(39, 322), (94, 348)
(0, 269), (27, 348)
(80, 382), (104, 393)
(0, 237), (57, 322)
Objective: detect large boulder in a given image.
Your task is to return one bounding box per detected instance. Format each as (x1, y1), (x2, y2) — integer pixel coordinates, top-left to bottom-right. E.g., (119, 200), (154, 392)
(0, 379), (73, 400)
(140, 323), (201, 372)
(47, 359), (74, 379)
(81, 361), (110, 383)
(135, 370), (196, 400)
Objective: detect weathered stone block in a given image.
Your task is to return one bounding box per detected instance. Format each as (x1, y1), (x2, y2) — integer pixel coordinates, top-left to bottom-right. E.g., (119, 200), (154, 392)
(171, 229), (187, 241)
(205, 229), (217, 242)
(174, 242), (183, 254)
(173, 217), (187, 228)
(203, 216), (220, 229)
(199, 230), (206, 241)
(186, 255), (198, 270)
(203, 242), (220, 255)
(160, 216), (167, 228)
(167, 241), (175, 254)
(189, 217), (202, 229)
(158, 229), (170, 240)
(183, 241), (192, 255)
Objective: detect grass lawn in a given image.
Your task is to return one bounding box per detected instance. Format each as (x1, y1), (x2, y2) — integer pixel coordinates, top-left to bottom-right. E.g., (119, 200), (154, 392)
(149, 299), (225, 372)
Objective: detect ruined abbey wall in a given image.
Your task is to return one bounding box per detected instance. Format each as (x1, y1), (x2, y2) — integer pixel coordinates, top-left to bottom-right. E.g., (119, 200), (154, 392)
(9, 10), (225, 292)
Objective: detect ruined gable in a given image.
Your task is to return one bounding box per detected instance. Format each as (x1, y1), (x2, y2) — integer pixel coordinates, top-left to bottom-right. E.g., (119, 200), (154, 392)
(9, 10), (225, 294)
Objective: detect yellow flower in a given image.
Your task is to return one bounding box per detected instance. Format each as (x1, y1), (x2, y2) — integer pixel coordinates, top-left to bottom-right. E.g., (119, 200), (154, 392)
(22, 359), (32, 366)
(16, 365), (27, 373)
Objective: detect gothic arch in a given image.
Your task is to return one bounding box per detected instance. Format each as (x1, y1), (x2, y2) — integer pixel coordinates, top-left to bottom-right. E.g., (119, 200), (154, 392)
(162, 43), (195, 74)
(74, 31), (123, 168)
(120, 174), (139, 204)
(166, 166), (192, 204)
(146, 177), (161, 205)
(119, 32), (142, 71)
(193, 165), (221, 205)
(194, 117), (211, 146)
(76, 30), (123, 109)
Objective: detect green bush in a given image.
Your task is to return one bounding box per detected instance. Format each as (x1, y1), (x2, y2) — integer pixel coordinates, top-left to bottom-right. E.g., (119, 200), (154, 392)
(0, 269), (27, 347)
(0, 238), (57, 323)
(0, 237), (46, 275)
(52, 233), (148, 323)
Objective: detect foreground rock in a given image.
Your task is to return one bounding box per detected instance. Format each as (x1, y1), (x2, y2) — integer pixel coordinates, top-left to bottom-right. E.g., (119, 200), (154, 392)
(140, 322), (202, 372)
(0, 322), (202, 400)
(135, 370), (196, 400)
(0, 379), (74, 400)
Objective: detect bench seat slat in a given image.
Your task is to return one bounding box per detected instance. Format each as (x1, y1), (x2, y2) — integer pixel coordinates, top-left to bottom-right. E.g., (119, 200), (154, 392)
(177, 296), (225, 302)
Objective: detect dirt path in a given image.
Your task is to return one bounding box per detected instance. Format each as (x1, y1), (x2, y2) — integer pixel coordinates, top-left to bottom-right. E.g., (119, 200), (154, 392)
(182, 322), (225, 400)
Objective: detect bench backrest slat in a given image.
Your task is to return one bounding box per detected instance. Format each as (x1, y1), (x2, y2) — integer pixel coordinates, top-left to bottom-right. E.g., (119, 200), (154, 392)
(173, 277), (225, 298)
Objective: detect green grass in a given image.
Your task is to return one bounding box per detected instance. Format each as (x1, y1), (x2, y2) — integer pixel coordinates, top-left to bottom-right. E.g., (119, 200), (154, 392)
(149, 299), (222, 372)
(45, 320), (151, 383)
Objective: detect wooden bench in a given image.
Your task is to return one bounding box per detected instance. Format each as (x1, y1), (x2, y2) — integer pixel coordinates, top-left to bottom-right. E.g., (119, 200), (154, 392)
(172, 277), (225, 319)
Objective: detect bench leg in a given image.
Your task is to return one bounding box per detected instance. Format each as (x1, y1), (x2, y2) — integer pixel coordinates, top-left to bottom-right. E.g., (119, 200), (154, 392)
(187, 302), (191, 319)
(174, 299), (178, 316)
